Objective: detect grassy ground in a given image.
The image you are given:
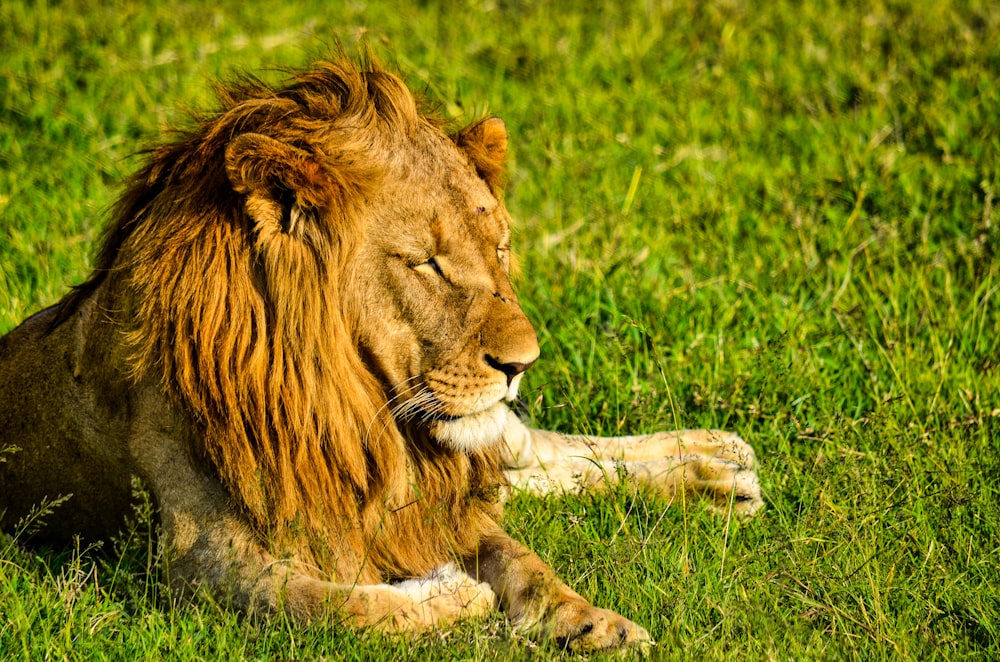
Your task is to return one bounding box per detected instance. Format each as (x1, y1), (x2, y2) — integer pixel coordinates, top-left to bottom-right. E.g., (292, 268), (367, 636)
(2, 0), (999, 659)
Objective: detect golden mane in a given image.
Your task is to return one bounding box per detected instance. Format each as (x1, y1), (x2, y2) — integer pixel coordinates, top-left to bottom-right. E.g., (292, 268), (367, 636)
(62, 58), (506, 580)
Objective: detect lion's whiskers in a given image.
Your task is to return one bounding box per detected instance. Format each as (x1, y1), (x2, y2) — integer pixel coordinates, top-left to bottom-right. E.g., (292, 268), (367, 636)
(362, 375), (434, 446)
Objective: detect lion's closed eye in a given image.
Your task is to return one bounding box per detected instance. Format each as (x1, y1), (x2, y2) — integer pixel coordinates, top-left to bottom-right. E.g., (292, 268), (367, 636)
(414, 257), (446, 279)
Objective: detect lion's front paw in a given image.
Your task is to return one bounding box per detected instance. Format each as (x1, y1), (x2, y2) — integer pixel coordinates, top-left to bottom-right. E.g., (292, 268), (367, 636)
(681, 430), (763, 517)
(636, 430), (763, 517)
(551, 600), (652, 653)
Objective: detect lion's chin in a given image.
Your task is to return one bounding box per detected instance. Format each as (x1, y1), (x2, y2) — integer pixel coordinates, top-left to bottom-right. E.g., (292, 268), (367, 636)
(429, 402), (509, 453)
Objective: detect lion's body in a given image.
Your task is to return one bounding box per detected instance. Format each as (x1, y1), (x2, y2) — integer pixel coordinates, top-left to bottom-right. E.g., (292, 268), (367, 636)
(0, 57), (760, 651)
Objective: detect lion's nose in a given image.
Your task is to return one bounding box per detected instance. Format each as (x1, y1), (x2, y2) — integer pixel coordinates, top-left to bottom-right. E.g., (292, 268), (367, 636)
(485, 355), (537, 386)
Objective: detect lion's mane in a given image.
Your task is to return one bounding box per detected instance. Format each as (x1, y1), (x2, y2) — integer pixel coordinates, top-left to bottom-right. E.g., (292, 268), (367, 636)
(58, 58), (507, 580)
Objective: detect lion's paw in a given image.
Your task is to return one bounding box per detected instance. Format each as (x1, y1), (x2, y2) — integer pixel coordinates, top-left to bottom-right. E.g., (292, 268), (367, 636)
(550, 600), (652, 653)
(673, 430), (763, 517)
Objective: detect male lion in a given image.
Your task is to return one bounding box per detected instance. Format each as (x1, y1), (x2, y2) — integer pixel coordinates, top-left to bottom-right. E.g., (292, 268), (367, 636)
(0, 57), (760, 651)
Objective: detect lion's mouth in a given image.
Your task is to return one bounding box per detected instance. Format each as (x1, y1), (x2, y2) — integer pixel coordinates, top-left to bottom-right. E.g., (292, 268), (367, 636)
(401, 383), (510, 426)
(393, 377), (518, 452)
(422, 410), (461, 423)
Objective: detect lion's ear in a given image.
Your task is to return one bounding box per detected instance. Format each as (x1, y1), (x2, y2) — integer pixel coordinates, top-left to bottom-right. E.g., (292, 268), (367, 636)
(458, 117), (508, 161)
(453, 117), (508, 192)
(225, 133), (329, 237)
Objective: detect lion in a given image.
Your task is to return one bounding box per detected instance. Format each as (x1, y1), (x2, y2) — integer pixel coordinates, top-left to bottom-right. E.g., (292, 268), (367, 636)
(0, 56), (760, 652)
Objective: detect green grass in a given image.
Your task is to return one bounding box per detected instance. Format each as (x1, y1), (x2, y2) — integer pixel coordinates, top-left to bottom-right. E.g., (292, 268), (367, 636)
(2, 0), (999, 659)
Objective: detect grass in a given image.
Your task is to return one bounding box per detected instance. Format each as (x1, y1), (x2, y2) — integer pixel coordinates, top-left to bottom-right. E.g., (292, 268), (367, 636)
(2, 0), (999, 659)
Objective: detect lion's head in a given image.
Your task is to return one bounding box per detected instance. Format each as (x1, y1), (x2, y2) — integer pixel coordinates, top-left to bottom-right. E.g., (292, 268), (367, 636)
(343, 116), (539, 453)
(62, 57), (538, 577)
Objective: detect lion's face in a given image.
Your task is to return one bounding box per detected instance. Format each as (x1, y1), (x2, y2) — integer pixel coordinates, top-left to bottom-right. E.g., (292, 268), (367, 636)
(347, 119), (539, 452)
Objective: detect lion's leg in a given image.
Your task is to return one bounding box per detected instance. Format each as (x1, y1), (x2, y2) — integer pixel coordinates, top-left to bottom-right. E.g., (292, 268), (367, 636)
(500, 409), (763, 516)
(271, 563), (496, 630)
(169, 532), (495, 630)
(464, 530), (650, 652)
(148, 464), (495, 630)
(128, 392), (493, 631)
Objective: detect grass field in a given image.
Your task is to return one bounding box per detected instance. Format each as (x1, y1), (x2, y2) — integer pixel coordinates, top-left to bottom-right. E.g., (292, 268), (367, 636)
(2, 0), (999, 659)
